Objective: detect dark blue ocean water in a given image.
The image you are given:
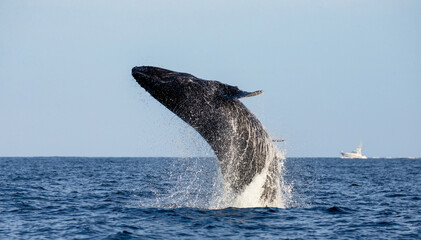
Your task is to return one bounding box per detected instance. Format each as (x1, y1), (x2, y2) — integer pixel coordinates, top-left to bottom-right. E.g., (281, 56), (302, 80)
(1, 157), (420, 239)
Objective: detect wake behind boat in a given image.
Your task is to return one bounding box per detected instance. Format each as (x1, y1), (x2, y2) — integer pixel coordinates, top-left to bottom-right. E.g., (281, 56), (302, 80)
(341, 144), (367, 159)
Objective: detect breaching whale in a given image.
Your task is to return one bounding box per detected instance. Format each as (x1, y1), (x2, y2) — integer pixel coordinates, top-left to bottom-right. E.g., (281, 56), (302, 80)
(132, 66), (281, 205)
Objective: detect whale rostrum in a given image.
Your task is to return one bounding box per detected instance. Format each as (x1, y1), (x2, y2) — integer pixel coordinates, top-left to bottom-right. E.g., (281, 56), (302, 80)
(132, 66), (281, 205)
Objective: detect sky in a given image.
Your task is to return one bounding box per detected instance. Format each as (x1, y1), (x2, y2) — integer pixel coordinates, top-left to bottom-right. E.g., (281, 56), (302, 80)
(1, 0), (420, 157)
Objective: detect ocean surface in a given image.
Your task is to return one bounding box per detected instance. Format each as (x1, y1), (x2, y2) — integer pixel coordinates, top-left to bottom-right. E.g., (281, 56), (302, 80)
(1, 157), (420, 239)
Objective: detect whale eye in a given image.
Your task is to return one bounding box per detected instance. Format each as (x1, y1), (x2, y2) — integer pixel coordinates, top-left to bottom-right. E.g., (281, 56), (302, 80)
(158, 78), (172, 83)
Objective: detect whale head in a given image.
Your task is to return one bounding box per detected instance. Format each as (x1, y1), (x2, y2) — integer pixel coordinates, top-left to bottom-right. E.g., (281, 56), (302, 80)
(132, 66), (206, 112)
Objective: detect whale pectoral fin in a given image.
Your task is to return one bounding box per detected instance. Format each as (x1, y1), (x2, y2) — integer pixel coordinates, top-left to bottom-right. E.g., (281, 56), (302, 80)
(221, 85), (264, 99)
(239, 90), (264, 98)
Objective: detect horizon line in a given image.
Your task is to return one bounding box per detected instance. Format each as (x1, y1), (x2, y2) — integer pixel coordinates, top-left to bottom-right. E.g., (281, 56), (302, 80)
(0, 156), (420, 159)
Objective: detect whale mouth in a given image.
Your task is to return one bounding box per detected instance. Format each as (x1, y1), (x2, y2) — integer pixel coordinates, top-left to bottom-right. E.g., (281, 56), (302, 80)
(132, 66), (178, 89)
(132, 66), (152, 80)
(132, 66), (158, 89)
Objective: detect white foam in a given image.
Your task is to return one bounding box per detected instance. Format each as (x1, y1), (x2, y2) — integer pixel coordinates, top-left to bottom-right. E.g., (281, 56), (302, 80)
(209, 144), (292, 209)
(232, 166), (270, 208)
(231, 148), (292, 208)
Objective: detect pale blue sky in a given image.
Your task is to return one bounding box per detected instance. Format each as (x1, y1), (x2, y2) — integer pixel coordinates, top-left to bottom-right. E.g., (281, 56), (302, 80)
(1, 0), (420, 157)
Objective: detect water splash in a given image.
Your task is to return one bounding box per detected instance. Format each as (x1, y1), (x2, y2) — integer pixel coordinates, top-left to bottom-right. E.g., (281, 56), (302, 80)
(146, 112), (293, 209)
(211, 143), (293, 209)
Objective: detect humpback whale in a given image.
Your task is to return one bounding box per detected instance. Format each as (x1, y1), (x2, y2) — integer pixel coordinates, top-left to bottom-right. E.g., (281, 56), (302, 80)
(132, 66), (281, 206)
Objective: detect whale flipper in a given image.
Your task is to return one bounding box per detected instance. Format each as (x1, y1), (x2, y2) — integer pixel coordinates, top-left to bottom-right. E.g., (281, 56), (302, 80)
(219, 84), (263, 99)
(235, 90), (264, 99)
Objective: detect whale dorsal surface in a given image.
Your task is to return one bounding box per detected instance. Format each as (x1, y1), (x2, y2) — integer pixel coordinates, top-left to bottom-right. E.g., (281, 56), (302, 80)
(132, 66), (280, 206)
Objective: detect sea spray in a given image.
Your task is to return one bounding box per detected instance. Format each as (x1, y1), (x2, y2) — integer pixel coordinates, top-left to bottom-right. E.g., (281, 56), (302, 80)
(213, 138), (292, 209)
(146, 112), (293, 209)
(153, 122), (222, 208)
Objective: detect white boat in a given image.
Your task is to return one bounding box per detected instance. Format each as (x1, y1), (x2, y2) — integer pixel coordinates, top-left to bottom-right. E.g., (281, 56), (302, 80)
(341, 144), (367, 159)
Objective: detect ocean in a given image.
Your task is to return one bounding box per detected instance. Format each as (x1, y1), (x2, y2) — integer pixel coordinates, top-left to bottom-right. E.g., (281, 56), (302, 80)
(1, 157), (420, 239)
